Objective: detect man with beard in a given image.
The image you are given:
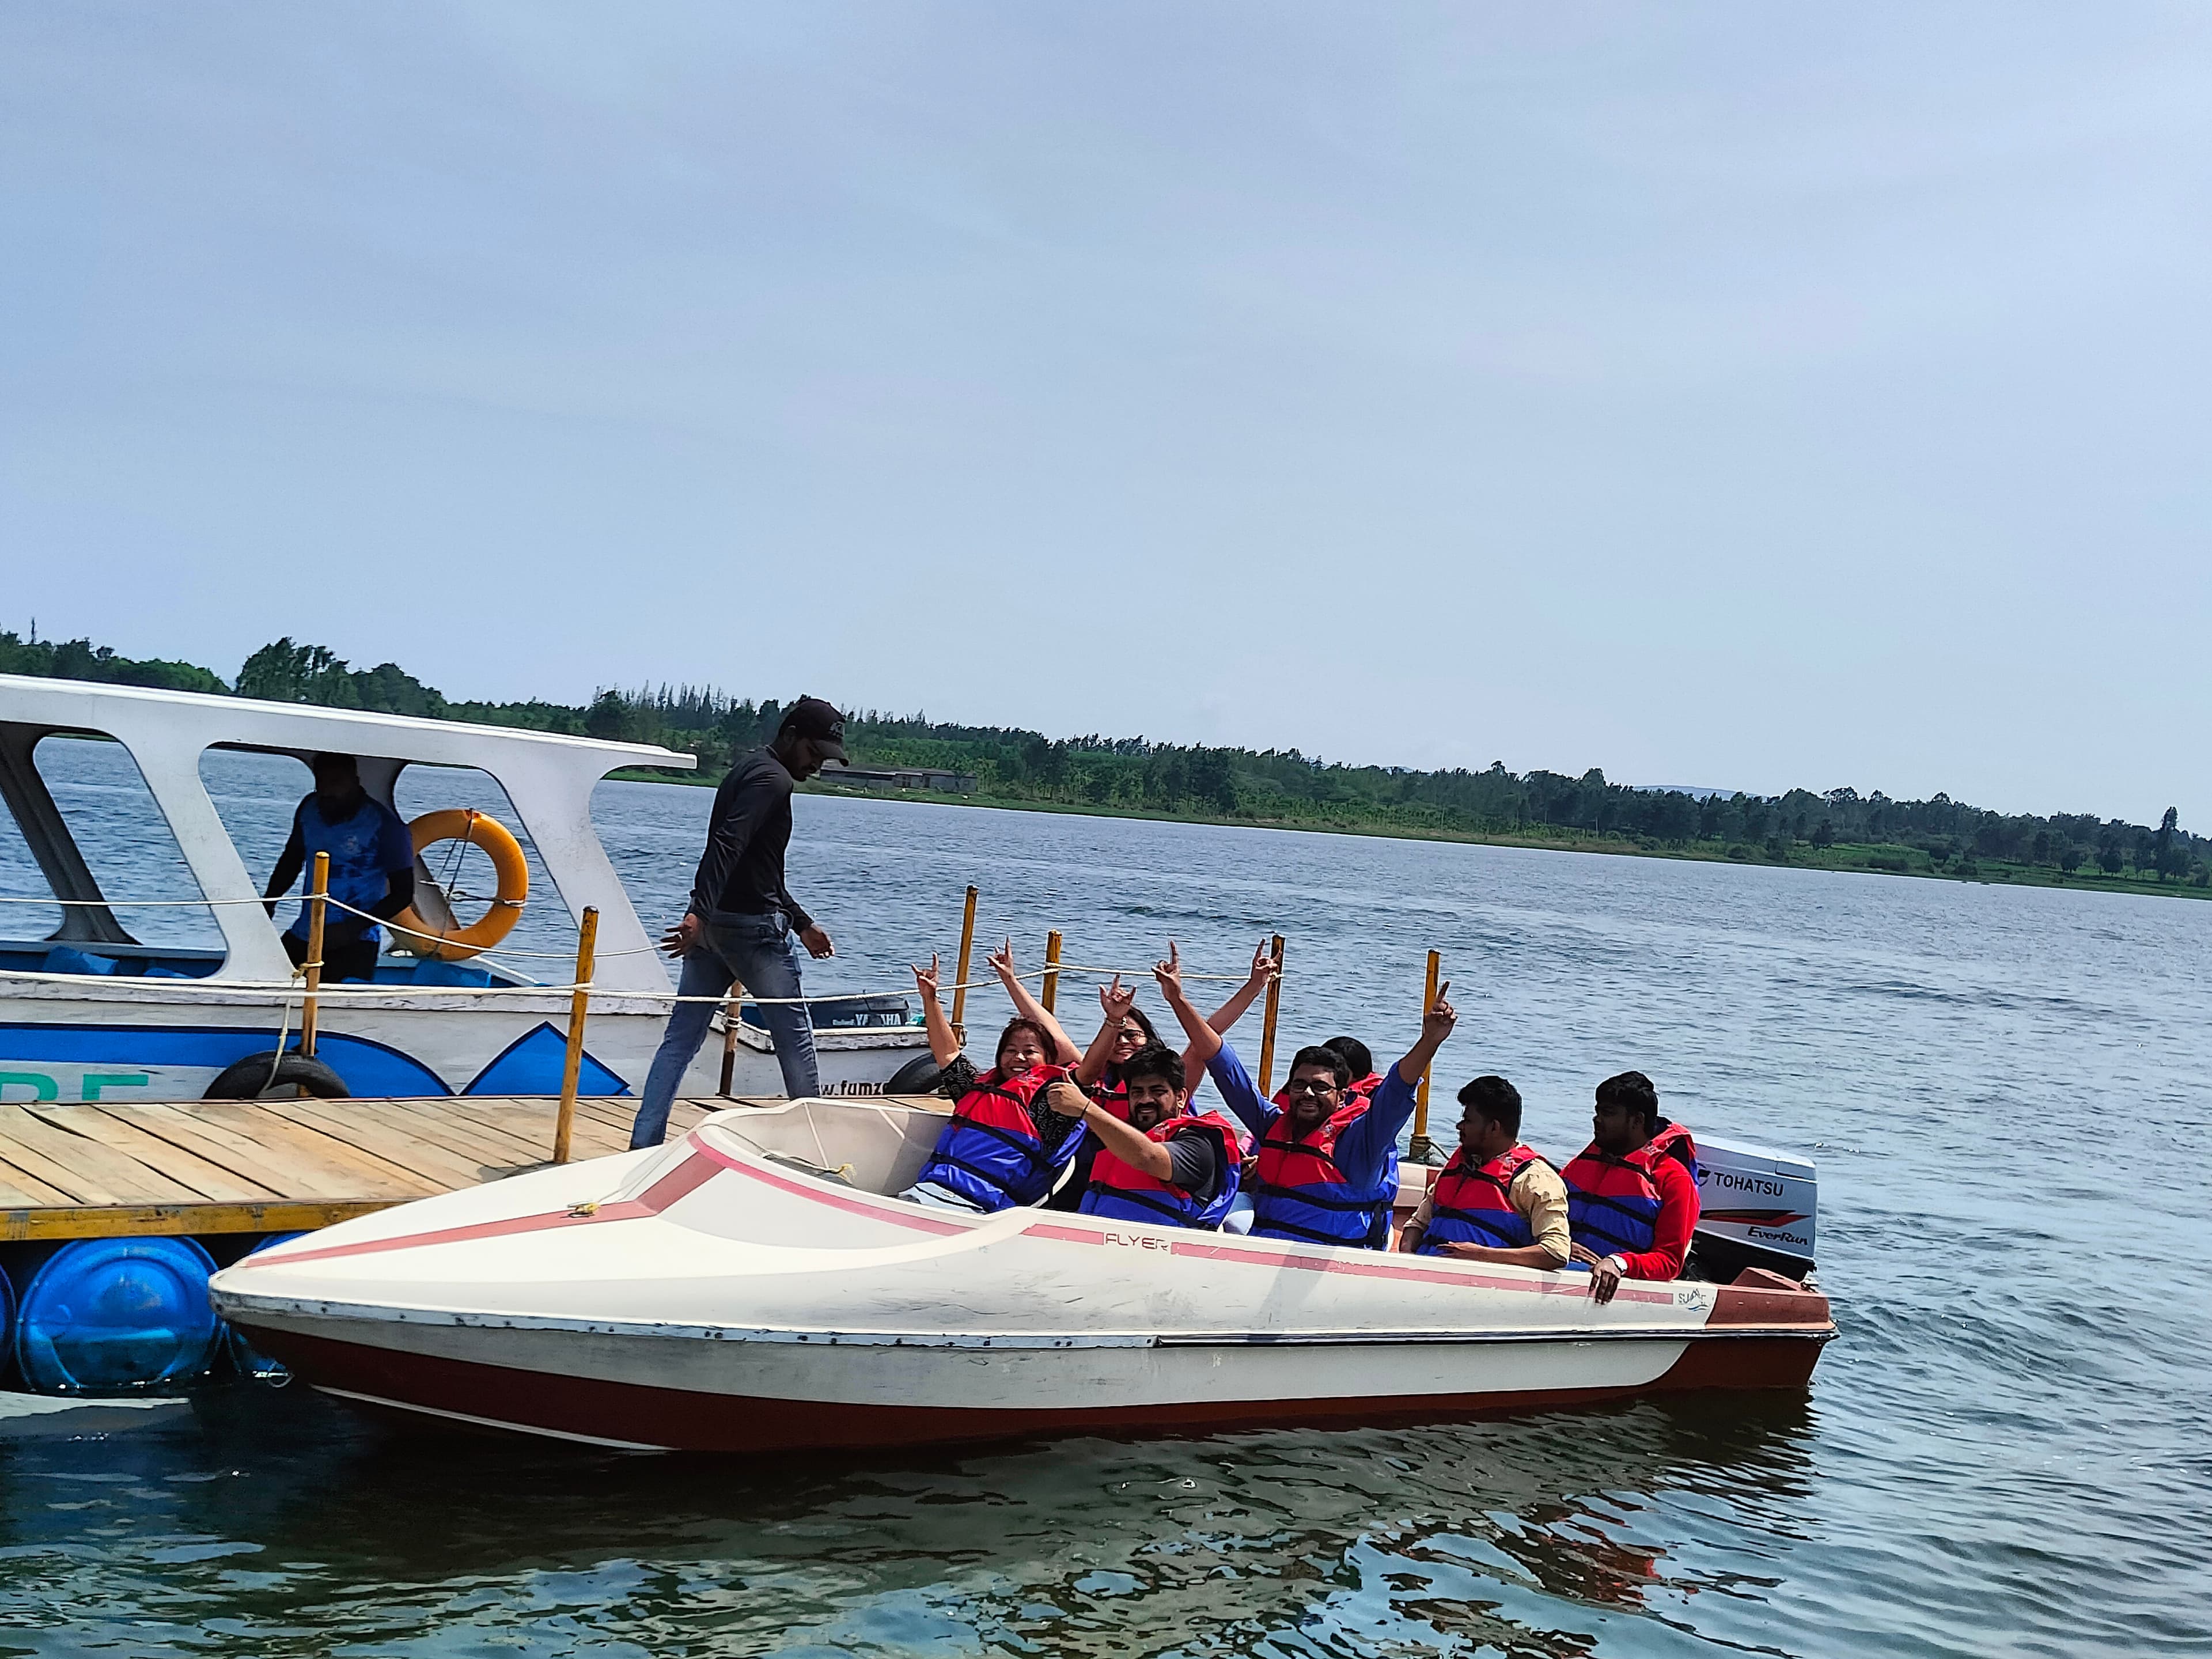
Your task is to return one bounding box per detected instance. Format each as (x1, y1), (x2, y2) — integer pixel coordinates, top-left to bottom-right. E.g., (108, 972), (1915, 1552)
(1397, 1074), (1570, 1268)
(1043, 1042), (1241, 1230)
(1162, 959), (1457, 1249)
(1562, 1070), (1700, 1305)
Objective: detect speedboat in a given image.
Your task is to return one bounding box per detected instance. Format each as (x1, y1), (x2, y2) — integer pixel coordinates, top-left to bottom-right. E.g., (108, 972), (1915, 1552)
(210, 1097), (1838, 1453)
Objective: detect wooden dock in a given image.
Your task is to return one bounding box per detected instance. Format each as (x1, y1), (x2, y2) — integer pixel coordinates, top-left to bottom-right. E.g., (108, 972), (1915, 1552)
(0, 1096), (820, 1241)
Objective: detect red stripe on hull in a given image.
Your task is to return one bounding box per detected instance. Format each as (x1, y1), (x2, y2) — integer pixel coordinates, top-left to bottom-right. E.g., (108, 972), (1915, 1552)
(245, 1325), (1829, 1455)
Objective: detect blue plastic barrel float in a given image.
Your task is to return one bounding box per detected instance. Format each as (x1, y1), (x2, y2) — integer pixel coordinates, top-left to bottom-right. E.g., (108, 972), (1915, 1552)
(0, 1260), (14, 1369)
(13, 1237), (219, 1393)
(222, 1233), (306, 1382)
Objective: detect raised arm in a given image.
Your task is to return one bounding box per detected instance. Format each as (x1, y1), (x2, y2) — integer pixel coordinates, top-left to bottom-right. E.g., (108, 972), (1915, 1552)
(1153, 942), (1229, 1096)
(1343, 984), (1458, 1173)
(1074, 976), (1137, 1088)
(988, 939), (1081, 1063)
(910, 955), (963, 1068)
(1204, 939), (1279, 1035)
(1153, 943), (1219, 1066)
(1394, 982), (1455, 1086)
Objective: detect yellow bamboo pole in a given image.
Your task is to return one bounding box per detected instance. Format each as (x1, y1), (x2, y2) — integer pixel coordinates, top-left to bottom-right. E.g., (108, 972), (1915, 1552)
(1410, 948), (1441, 1160)
(1256, 933), (1286, 1096)
(949, 884), (979, 1044)
(299, 851), (329, 1062)
(1041, 929), (1063, 1014)
(718, 981), (745, 1097)
(551, 906), (600, 1165)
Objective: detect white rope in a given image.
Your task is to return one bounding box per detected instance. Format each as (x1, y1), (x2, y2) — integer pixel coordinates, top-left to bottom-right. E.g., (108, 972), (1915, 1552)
(312, 895), (664, 960)
(1052, 959), (1252, 984)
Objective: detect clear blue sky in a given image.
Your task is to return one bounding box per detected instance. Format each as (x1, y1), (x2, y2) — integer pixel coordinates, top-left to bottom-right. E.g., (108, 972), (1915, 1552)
(5, 5), (2208, 824)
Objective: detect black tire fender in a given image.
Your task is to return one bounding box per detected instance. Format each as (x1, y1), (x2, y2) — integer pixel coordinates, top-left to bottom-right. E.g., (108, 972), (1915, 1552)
(884, 1053), (944, 1096)
(203, 1051), (352, 1101)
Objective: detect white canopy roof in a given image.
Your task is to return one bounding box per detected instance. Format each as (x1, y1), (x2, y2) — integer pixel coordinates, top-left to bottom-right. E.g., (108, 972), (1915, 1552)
(0, 674), (694, 991)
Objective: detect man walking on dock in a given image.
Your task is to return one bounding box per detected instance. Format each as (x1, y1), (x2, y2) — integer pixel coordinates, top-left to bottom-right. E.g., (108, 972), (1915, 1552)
(628, 698), (844, 1146)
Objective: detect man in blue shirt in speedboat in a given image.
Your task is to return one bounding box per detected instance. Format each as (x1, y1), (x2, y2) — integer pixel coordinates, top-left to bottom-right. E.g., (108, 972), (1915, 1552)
(262, 753), (416, 983)
(1160, 948), (1457, 1248)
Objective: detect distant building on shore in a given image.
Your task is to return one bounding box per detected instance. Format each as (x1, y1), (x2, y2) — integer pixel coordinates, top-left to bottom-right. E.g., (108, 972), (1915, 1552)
(823, 764), (976, 795)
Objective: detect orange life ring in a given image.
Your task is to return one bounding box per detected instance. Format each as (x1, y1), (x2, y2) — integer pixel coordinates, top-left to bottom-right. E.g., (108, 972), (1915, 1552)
(389, 808), (528, 961)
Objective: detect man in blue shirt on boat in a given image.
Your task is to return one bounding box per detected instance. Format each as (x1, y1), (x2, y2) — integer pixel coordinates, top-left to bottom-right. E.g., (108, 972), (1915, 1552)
(261, 752), (416, 983)
(1161, 949), (1456, 1248)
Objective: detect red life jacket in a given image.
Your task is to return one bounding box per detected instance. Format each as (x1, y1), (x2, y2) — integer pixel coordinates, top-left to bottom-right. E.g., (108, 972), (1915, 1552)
(1088, 1069), (1133, 1122)
(1417, 1143), (1548, 1254)
(914, 1065), (1079, 1211)
(1251, 1101), (1394, 1247)
(1081, 1109), (1243, 1230)
(1562, 1123), (1699, 1262)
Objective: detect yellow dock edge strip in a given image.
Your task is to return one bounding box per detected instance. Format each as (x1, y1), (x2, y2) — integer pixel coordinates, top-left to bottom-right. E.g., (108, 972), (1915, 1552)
(0, 1198), (396, 1241)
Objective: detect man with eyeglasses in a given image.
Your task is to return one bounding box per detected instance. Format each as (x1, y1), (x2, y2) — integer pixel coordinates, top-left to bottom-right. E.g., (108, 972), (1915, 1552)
(1161, 967), (1457, 1249)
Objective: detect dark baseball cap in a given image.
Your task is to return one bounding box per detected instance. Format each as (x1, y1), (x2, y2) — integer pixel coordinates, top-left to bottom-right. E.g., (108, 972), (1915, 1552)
(778, 696), (849, 762)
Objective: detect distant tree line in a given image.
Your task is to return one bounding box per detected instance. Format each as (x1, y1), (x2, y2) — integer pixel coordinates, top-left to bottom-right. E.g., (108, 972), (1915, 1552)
(0, 628), (226, 695)
(9, 630), (2208, 887)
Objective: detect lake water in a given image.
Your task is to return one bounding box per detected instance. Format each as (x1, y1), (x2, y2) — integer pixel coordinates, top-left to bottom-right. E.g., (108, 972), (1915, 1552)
(4, 766), (2211, 1657)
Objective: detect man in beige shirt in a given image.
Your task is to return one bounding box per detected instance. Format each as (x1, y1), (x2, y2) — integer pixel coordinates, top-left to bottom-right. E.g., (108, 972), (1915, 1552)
(1396, 1075), (1571, 1268)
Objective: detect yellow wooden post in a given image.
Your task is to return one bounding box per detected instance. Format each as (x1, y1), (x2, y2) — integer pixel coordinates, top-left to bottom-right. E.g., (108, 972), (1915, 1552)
(1041, 929), (1063, 1014)
(1256, 933), (1286, 1096)
(552, 906), (600, 1165)
(300, 851), (329, 1061)
(1410, 948), (1441, 1160)
(949, 884), (979, 1044)
(718, 982), (744, 1097)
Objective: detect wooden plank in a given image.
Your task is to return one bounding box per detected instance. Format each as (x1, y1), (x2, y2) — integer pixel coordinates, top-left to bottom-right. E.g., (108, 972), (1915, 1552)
(0, 1113), (131, 1205)
(28, 1105), (285, 1204)
(0, 1105), (201, 1206)
(124, 1104), (430, 1202)
(563, 1116), (634, 1157)
(570, 1096), (707, 1136)
(563, 1097), (647, 1136)
(263, 1099), (503, 1191)
(0, 1158), (78, 1208)
(378, 1099), (563, 1166)
(198, 1105), (453, 1199)
(0, 1199), (393, 1243)
(461, 1097), (630, 1161)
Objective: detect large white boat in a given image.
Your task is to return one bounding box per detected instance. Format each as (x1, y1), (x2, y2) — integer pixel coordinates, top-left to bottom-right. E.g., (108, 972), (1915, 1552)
(210, 1096), (1837, 1453)
(0, 675), (930, 1106)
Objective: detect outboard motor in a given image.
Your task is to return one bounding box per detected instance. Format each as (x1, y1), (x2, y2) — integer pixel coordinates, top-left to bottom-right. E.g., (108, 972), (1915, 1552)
(1691, 1135), (1817, 1283)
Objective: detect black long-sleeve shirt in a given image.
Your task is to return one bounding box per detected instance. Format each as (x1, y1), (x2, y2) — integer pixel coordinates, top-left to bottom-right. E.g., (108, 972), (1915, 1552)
(686, 748), (812, 929)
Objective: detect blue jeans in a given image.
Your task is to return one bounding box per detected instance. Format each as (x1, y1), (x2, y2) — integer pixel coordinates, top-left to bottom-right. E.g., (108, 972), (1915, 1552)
(628, 910), (820, 1147)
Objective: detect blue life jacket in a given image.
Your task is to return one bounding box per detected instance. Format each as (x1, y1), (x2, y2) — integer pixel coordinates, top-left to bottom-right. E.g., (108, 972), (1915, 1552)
(286, 793), (412, 944)
(913, 1066), (1079, 1213)
(1080, 1111), (1242, 1230)
(1416, 1143), (1548, 1254)
(1563, 1123), (1699, 1262)
(1249, 1102), (1395, 1248)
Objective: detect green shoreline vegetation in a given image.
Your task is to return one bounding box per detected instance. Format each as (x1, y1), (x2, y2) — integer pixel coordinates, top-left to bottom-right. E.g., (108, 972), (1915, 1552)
(7, 628), (2209, 902)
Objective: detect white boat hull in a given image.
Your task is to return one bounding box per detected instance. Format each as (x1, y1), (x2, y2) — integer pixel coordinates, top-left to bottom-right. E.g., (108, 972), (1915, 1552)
(211, 1100), (1835, 1452)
